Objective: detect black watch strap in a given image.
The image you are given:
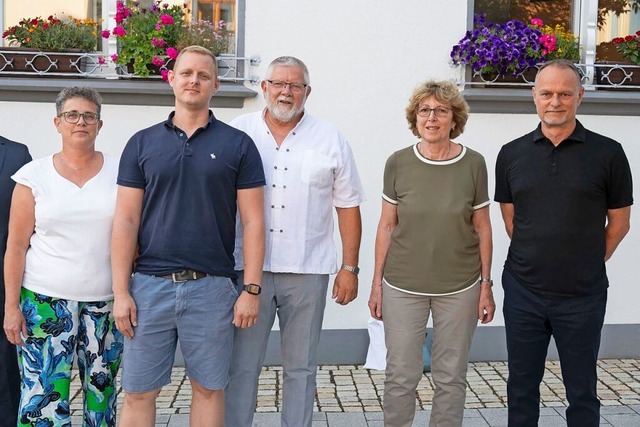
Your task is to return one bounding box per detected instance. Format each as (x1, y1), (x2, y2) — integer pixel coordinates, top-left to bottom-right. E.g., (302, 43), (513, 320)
(242, 284), (262, 295)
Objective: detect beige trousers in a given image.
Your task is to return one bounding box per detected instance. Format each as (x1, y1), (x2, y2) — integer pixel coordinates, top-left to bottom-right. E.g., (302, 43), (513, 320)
(382, 282), (480, 427)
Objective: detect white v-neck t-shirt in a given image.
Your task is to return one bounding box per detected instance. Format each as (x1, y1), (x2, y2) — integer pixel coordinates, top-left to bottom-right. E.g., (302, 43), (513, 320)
(12, 154), (118, 301)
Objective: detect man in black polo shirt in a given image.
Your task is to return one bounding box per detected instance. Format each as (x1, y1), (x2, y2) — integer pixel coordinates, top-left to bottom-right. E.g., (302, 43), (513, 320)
(495, 59), (633, 427)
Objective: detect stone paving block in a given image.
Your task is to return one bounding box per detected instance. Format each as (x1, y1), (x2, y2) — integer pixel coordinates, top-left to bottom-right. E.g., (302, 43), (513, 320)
(324, 412), (367, 426)
(478, 407), (508, 426)
(166, 414), (189, 427)
(364, 412), (383, 420)
(461, 418), (490, 426)
(253, 413), (281, 427)
(411, 410), (430, 426)
(601, 414), (640, 427)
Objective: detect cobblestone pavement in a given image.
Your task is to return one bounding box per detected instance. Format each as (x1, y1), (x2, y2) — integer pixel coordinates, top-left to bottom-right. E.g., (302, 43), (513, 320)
(68, 359), (640, 426)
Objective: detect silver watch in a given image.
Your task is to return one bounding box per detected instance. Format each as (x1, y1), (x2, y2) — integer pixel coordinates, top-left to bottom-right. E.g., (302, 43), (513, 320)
(340, 264), (360, 275)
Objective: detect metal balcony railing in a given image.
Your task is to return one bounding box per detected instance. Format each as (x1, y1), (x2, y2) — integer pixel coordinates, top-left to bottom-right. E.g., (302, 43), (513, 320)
(459, 63), (640, 90)
(0, 50), (261, 84)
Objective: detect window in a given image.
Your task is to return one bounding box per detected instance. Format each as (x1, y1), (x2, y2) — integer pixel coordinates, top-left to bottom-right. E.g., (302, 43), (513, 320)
(2, 0), (239, 54)
(471, 0), (640, 87)
(0, 0), (256, 107)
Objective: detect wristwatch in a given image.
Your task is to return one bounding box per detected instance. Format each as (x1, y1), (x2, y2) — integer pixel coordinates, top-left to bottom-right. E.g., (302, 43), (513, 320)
(340, 264), (360, 275)
(480, 277), (493, 286)
(242, 284), (262, 295)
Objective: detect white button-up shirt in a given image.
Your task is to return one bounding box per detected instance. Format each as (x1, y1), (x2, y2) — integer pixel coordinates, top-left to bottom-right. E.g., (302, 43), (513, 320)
(232, 110), (365, 274)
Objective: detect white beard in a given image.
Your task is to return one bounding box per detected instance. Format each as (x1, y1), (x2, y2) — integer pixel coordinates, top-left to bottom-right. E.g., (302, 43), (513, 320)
(267, 98), (305, 123)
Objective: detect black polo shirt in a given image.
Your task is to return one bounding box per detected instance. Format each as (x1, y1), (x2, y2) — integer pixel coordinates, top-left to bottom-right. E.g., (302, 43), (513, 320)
(118, 112), (265, 279)
(495, 120), (633, 296)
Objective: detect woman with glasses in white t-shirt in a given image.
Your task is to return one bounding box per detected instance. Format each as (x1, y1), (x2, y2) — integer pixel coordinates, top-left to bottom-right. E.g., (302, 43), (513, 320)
(3, 86), (123, 426)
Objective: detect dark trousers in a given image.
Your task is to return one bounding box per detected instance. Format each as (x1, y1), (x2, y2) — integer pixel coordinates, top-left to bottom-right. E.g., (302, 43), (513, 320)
(0, 284), (20, 427)
(502, 269), (606, 427)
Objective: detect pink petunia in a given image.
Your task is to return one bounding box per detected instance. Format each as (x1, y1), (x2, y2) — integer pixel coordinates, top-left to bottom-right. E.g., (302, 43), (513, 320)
(152, 55), (165, 67)
(160, 14), (174, 25)
(155, 24), (162, 31)
(101, 30), (111, 39)
(112, 26), (126, 37)
(161, 69), (169, 81)
(98, 57), (106, 65)
(530, 18), (543, 27)
(152, 37), (167, 47)
(166, 47), (179, 60)
(111, 54), (119, 62)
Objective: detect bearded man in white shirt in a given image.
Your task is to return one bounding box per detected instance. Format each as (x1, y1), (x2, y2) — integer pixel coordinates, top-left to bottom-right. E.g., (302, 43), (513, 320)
(225, 56), (365, 427)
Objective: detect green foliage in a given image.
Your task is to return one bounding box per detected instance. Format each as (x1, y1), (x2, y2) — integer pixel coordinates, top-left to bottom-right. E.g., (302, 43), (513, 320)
(3, 15), (100, 52)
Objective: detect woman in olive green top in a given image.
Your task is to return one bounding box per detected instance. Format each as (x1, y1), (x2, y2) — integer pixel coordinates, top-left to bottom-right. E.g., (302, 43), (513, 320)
(368, 80), (495, 427)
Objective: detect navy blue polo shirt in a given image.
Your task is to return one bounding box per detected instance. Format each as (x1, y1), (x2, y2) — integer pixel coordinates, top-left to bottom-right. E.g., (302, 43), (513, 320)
(495, 120), (633, 296)
(118, 112), (265, 278)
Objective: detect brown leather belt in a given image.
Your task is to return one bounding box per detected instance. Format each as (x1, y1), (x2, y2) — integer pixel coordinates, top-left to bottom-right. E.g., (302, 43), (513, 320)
(158, 269), (210, 283)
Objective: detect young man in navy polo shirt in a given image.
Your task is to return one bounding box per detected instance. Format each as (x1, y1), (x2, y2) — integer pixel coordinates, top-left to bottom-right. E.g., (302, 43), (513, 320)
(495, 59), (633, 427)
(112, 46), (265, 427)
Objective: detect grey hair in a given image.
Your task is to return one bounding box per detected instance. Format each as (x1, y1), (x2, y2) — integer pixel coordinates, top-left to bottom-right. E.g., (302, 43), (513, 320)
(55, 87), (103, 116)
(265, 56), (310, 85)
(535, 59), (583, 87)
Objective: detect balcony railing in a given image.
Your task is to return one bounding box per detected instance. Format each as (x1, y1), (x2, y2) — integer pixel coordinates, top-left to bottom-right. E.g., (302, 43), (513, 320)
(458, 63), (640, 90)
(0, 50), (261, 84)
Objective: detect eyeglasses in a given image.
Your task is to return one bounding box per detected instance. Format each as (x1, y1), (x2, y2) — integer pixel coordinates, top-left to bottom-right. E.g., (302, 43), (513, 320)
(58, 111), (100, 125)
(416, 106), (451, 118)
(266, 80), (308, 93)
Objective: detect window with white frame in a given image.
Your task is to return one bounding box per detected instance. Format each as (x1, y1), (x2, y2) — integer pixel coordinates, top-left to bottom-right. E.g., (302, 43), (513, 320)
(470, 0), (640, 86)
(474, 0), (640, 62)
(2, 0), (238, 52)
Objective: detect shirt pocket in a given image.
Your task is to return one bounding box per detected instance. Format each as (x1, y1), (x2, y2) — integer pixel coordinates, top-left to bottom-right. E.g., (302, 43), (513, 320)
(300, 150), (334, 188)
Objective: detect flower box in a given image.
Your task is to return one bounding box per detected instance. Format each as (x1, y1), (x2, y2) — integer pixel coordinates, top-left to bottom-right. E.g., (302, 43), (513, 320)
(471, 68), (538, 88)
(0, 47), (87, 75)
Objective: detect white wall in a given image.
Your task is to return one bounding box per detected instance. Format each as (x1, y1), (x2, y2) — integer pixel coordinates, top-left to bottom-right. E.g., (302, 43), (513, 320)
(0, 0), (638, 332)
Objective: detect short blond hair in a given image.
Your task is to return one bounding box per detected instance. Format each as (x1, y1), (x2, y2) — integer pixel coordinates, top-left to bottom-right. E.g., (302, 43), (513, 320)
(405, 80), (469, 139)
(174, 45), (217, 73)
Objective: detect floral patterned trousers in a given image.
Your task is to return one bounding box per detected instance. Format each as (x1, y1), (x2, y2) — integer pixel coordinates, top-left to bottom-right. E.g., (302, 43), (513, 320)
(18, 288), (123, 427)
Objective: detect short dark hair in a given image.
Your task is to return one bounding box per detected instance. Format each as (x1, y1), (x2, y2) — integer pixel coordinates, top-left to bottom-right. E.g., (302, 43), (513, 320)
(405, 80), (469, 139)
(55, 87), (103, 116)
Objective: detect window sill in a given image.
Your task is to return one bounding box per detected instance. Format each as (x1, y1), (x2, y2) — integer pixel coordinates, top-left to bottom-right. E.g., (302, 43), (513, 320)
(0, 77), (257, 108)
(462, 88), (640, 116)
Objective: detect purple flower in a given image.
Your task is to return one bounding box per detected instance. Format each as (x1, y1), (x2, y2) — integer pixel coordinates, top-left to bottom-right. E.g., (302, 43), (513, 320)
(101, 30), (110, 39)
(450, 13), (545, 76)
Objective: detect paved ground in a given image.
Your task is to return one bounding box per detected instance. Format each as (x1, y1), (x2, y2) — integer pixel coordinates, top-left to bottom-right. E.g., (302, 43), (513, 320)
(68, 359), (640, 426)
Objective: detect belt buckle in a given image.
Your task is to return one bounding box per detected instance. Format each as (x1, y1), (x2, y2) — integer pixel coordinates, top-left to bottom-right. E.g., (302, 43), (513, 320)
(172, 270), (188, 283)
